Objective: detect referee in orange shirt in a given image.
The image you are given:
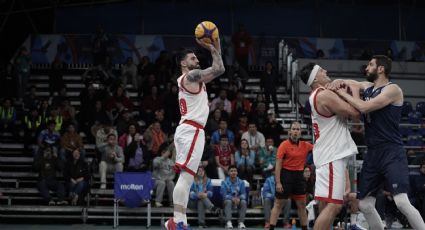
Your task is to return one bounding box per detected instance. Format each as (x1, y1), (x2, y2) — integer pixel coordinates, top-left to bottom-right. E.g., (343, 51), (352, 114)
(268, 121), (313, 230)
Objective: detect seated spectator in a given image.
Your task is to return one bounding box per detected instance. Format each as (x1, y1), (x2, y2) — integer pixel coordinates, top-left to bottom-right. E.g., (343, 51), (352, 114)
(137, 56), (155, 80)
(189, 166), (220, 228)
(210, 119), (235, 146)
(163, 84), (180, 127)
(38, 99), (51, 128)
(48, 107), (64, 132)
(95, 123), (118, 156)
(231, 112), (249, 145)
(153, 109), (172, 135)
(214, 135), (235, 179)
(98, 133), (124, 189)
(262, 172), (292, 229)
(210, 89), (232, 115)
(64, 148), (89, 205)
(251, 93), (266, 112)
(166, 132), (176, 163)
(51, 87), (68, 107)
(259, 137), (277, 177)
(87, 100), (110, 139)
(23, 85), (40, 112)
(263, 110), (284, 146)
(60, 123), (85, 167)
(235, 139), (255, 183)
(205, 108), (223, 135)
(413, 161), (425, 220)
(152, 144), (175, 207)
(34, 147), (68, 205)
(241, 122), (265, 155)
(220, 165), (247, 229)
(34, 120), (61, 158)
(106, 101), (130, 126)
(106, 85), (134, 112)
(248, 102), (268, 132)
(303, 165), (315, 203)
(59, 99), (77, 127)
(116, 109), (136, 137)
(23, 107), (42, 152)
(227, 62), (249, 88)
(143, 120), (167, 158)
(231, 91), (251, 122)
(0, 98), (17, 137)
(141, 85), (164, 122)
(118, 124), (150, 171)
(121, 57), (138, 89)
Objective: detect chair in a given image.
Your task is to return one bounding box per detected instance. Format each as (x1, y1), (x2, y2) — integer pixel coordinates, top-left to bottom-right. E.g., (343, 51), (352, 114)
(408, 111), (423, 124)
(402, 101), (413, 117)
(416, 101), (425, 116)
(113, 171), (154, 228)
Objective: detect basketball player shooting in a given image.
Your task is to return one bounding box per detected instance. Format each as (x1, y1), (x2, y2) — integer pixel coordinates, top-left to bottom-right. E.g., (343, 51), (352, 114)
(165, 36), (225, 229)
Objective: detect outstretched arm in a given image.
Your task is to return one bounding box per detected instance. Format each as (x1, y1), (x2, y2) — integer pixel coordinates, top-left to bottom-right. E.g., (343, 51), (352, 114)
(317, 89), (361, 120)
(186, 38), (225, 83)
(335, 84), (403, 113)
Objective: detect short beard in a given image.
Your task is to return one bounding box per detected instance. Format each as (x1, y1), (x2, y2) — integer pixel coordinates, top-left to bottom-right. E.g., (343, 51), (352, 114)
(188, 64), (200, 71)
(366, 71), (378, 82)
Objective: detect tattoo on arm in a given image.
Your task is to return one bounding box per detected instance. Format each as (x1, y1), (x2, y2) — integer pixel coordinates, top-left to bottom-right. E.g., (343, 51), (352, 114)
(186, 47), (225, 83)
(186, 69), (202, 82)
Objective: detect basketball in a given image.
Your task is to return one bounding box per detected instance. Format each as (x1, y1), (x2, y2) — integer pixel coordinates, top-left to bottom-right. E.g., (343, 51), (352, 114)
(194, 21), (219, 44)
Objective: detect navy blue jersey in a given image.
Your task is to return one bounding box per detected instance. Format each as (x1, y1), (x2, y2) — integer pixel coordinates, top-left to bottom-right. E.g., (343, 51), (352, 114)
(362, 83), (403, 146)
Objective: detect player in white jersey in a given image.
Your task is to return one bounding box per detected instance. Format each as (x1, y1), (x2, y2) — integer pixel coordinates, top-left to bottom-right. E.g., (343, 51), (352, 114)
(298, 63), (360, 230)
(165, 38), (225, 230)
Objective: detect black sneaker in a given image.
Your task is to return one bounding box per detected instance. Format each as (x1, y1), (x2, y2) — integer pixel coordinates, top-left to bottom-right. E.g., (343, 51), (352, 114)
(211, 206), (221, 215)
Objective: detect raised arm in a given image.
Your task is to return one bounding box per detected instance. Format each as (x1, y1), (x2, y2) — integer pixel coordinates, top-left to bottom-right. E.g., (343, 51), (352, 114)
(186, 38), (225, 83)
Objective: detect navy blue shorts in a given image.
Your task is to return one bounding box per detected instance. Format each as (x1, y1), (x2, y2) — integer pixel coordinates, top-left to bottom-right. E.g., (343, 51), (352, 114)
(358, 143), (409, 199)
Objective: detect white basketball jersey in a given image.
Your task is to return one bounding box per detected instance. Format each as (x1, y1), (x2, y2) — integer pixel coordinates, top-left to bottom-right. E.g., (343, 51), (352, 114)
(309, 87), (358, 167)
(177, 74), (210, 127)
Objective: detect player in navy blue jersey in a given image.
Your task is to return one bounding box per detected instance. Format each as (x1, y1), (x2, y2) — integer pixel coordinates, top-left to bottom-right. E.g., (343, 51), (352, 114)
(327, 55), (425, 229)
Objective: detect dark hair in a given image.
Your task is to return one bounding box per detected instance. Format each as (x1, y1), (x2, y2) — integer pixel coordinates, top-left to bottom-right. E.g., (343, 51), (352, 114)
(219, 118), (228, 124)
(289, 121), (301, 129)
(47, 120), (56, 126)
(176, 49), (194, 66)
(220, 134), (229, 140)
(107, 133), (116, 139)
(158, 143), (169, 155)
(372, 55), (392, 76)
(298, 62), (316, 85)
(228, 165), (237, 171)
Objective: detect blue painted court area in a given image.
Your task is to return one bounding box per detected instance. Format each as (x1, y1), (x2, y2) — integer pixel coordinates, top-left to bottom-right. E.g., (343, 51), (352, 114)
(0, 224), (414, 230)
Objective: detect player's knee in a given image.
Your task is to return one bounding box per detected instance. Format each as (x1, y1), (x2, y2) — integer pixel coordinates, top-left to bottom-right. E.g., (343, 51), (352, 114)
(359, 199), (374, 213)
(393, 193), (411, 211)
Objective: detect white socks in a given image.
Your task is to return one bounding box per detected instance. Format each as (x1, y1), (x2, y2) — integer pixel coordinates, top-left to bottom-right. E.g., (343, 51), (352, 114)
(359, 196), (384, 230)
(393, 193), (425, 229)
(172, 171), (195, 225)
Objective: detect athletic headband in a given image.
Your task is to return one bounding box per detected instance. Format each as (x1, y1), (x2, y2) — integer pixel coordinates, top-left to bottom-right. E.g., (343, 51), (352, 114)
(307, 64), (321, 87)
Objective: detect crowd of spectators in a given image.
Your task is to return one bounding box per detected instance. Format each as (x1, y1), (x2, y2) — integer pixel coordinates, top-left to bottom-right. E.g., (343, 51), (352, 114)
(0, 29), (424, 228)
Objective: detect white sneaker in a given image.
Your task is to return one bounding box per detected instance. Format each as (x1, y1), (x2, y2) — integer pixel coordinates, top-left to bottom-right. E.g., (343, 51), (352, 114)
(226, 221), (233, 229)
(155, 202), (163, 207)
(391, 220), (403, 229)
(100, 183), (106, 189)
(238, 222), (246, 229)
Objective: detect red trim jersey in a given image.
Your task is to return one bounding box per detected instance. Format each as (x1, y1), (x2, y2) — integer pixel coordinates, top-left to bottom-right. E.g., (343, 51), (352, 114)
(309, 87), (358, 166)
(177, 74), (209, 127)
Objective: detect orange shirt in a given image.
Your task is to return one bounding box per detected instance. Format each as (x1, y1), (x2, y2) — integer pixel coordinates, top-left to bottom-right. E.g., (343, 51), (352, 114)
(276, 140), (313, 171)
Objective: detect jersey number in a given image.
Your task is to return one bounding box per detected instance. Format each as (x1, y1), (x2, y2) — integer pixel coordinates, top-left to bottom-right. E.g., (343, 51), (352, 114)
(179, 98), (187, 116)
(313, 122), (320, 141)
